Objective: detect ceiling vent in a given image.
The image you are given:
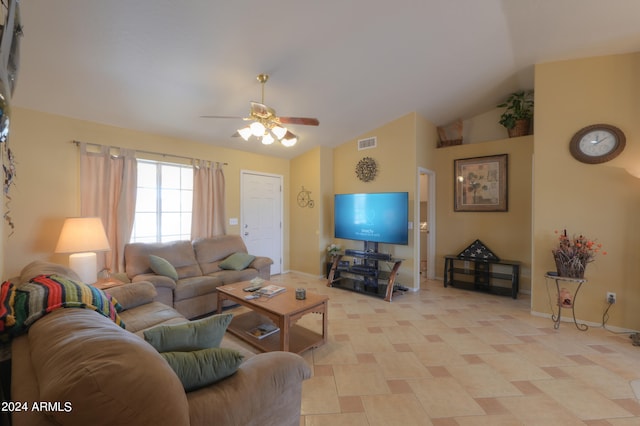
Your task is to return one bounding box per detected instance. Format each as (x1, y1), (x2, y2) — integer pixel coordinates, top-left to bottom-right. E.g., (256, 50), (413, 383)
(358, 136), (377, 150)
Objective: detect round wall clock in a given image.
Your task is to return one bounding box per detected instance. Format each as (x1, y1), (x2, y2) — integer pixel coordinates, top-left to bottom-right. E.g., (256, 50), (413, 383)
(355, 157), (377, 182)
(569, 124), (626, 164)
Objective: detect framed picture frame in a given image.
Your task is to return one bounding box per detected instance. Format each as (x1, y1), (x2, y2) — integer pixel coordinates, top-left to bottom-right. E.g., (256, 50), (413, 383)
(454, 154), (508, 212)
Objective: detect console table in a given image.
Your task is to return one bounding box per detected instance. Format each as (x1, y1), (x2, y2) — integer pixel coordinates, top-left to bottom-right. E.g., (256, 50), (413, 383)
(444, 255), (520, 299)
(544, 272), (588, 331)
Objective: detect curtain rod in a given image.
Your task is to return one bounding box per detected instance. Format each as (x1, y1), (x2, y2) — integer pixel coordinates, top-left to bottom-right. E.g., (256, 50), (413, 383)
(72, 140), (229, 166)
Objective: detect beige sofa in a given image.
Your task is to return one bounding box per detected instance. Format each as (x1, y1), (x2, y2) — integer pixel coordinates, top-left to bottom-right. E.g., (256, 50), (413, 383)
(10, 261), (311, 426)
(124, 235), (273, 319)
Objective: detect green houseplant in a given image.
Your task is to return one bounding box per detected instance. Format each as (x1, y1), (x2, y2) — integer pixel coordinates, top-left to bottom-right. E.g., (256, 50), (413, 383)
(497, 90), (534, 137)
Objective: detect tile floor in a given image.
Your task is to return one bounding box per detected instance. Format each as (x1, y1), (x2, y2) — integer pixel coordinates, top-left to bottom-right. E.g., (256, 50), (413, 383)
(264, 273), (640, 426)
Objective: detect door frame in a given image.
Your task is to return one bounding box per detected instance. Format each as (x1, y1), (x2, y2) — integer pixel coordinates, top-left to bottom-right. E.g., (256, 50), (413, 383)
(415, 167), (436, 287)
(240, 170), (284, 275)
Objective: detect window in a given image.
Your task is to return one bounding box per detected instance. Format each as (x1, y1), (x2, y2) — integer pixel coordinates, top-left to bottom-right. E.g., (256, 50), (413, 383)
(130, 160), (193, 243)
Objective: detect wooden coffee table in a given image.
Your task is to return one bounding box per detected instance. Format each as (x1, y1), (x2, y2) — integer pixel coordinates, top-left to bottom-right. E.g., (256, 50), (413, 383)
(216, 282), (328, 354)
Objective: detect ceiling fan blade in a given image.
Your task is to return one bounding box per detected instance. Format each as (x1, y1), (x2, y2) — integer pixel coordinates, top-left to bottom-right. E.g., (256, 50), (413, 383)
(278, 116), (320, 126)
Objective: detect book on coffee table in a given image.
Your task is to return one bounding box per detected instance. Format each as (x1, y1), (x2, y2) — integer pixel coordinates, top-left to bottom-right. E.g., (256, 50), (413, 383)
(258, 284), (286, 298)
(247, 323), (280, 339)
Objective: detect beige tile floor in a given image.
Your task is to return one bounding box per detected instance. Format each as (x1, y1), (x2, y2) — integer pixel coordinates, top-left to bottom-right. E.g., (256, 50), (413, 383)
(263, 273), (640, 426)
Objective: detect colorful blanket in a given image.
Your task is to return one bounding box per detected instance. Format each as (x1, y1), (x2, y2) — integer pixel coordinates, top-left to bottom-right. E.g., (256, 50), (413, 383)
(0, 274), (124, 342)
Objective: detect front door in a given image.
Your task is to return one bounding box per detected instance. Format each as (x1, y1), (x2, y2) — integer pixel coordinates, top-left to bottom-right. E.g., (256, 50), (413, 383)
(241, 171), (283, 275)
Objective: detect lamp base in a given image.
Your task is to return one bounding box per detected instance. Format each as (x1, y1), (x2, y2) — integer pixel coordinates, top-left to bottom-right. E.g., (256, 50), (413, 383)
(69, 252), (97, 284)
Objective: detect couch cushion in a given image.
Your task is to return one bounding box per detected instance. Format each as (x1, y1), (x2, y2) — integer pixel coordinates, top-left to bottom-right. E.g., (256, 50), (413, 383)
(118, 301), (186, 334)
(149, 254), (179, 280)
(102, 281), (157, 310)
(174, 276), (222, 302)
(193, 235), (250, 275)
(125, 240), (203, 280)
(162, 348), (243, 392)
(208, 268), (259, 285)
(143, 313), (232, 352)
(27, 309), (190, 426)
(219, 252), (256, 271)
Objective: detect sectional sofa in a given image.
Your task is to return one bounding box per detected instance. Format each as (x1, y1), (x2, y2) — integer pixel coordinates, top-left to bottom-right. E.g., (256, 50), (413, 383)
(9, 261), (311, 426)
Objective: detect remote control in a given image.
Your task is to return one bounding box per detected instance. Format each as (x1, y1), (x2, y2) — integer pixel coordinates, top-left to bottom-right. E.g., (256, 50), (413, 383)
(243, 284), (262, 292)
(244, 294), (260, 300)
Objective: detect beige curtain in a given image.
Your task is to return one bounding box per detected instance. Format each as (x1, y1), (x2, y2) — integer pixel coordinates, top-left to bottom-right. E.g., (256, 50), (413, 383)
(191, 160), (225, 239)
(80, 143), (137, 273)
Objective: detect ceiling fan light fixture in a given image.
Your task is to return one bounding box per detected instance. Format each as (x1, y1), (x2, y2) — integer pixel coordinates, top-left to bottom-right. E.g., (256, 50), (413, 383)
(272, 125), (287, 140)
(261, 133), (275, 145)
(237, 126), (252, 141)
(250, 121), (265, 137)
(281, 131), (298, 147)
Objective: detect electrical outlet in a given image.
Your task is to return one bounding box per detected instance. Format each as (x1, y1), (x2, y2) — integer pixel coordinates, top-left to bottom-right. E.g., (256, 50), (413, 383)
(607, 292), (616, 304)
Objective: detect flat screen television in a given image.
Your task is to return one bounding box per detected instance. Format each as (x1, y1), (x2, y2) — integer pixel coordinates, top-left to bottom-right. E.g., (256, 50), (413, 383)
(334, 192), (409, 245)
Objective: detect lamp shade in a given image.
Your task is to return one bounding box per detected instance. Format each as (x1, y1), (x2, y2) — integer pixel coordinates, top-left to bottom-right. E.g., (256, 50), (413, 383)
(55, 217), (110, 254)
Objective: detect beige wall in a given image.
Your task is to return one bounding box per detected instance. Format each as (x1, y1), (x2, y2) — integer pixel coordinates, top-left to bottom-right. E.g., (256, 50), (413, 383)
(3, 107), (291, 279)
(331, 113), (420, 288)
(289, 145), (334, 276)
(432, 136), (534, 292)
(532, 53), (640, 329)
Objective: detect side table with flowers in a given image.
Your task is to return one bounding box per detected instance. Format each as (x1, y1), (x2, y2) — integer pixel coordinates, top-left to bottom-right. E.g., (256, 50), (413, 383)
(546, 229), (606, 331)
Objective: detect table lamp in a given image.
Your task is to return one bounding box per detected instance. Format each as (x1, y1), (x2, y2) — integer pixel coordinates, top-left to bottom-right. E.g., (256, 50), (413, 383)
(55, 217), (110, 284)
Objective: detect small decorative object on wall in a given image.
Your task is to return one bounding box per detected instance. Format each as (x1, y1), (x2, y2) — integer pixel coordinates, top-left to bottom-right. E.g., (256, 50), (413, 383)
(0, 0), (22, 235)
(355, 156), (377, 182)
(296, 186), (314, 208)
(454, 154), (507, 212)
(569, 124), (625, 164)
(552, 229), (606, 278)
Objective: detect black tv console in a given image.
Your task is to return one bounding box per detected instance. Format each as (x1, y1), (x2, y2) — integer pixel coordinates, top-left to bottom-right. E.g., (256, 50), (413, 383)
(344, 249), (392, 261)
(327, 251), (403, 302)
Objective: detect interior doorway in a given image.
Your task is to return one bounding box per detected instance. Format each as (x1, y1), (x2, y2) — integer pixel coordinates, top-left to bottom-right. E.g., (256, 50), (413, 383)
(416, 168), (436, 286)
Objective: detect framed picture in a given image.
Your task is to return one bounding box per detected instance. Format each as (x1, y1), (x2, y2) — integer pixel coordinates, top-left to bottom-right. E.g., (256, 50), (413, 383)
(454, 154), (508, 212)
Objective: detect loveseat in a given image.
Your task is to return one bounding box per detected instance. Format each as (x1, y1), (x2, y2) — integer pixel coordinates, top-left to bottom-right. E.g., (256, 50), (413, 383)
(9, 261), (311, 426)
(124, 235), (273, 319)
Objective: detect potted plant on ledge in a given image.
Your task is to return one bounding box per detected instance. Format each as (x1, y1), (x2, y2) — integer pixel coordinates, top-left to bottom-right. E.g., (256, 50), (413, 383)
(497, 90), (534, 137)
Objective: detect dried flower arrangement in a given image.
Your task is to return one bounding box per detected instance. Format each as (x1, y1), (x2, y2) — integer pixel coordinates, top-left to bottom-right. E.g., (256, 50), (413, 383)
(552, 229), (606, 278)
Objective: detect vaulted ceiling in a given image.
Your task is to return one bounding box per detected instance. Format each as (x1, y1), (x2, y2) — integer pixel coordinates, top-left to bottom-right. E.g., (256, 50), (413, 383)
(12, 1), (640, 159)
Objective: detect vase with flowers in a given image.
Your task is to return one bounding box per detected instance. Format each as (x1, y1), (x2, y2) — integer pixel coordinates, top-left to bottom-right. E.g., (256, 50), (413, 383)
(552, 229), (605, 278)
(326, 243), (341, 263)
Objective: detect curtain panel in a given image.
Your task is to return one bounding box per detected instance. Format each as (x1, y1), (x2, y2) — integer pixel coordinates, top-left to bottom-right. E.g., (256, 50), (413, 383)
(191, 160), (226, 239)
(80, 143), (137, 273)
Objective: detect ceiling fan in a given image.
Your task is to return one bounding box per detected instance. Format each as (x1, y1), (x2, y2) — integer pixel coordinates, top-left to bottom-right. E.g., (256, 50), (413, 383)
(201, 74), (319, 147)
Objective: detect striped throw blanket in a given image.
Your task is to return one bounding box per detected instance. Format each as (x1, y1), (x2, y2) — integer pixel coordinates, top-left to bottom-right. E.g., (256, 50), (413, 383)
(0, 274), (124, 341)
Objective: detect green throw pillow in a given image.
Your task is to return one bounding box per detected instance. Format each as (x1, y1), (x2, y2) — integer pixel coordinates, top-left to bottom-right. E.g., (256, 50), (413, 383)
(162, 347), (244, 391)
(219, 252), (256, 271)
(143, 313), (232, 352)
(149, 255), (179, 280)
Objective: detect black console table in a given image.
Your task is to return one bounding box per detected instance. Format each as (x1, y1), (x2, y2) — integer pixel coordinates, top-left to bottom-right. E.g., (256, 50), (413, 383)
(327, 250), (404, 302)
(444, 255), (520, 299)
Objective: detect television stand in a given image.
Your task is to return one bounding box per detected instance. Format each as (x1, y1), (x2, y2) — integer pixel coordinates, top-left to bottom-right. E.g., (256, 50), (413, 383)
(326, 252), (403, 302)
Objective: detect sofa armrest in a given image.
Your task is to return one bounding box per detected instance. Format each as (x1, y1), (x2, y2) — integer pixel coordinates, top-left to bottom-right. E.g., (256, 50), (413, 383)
(132, 273), (177, 290)
(104, 281), (157, 310)
(249, 256), (273, 280)
(186, 351), (311, 426)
